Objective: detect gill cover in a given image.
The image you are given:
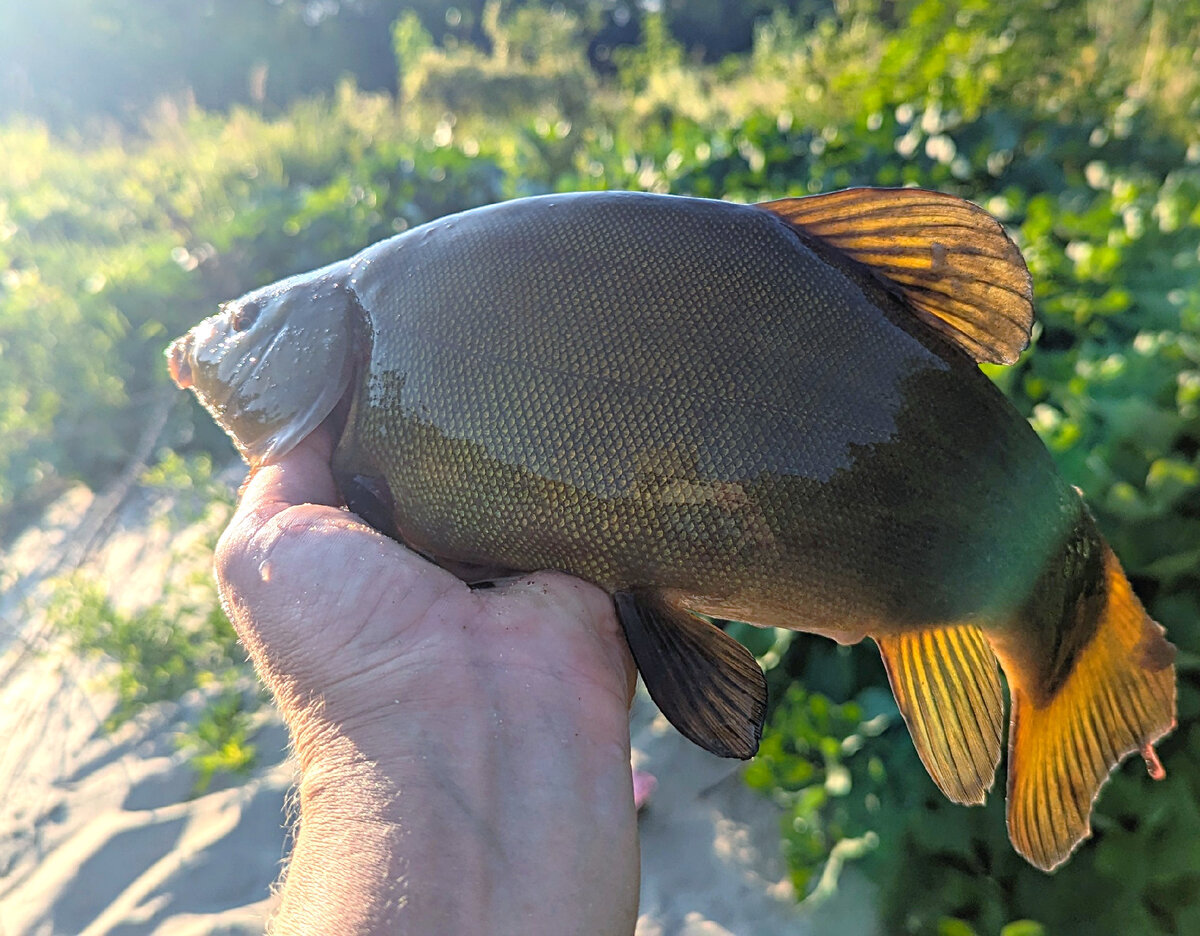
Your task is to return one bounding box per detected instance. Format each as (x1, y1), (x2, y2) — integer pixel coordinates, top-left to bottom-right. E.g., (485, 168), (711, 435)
(166, 262), (357, 465)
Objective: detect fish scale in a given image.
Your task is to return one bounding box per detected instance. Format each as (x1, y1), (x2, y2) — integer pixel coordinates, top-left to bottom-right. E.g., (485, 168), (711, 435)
(346, 194), (1039, 613)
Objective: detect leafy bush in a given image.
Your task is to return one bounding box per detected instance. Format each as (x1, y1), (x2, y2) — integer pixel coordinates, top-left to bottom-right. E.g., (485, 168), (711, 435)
(0, 0), (401, 126)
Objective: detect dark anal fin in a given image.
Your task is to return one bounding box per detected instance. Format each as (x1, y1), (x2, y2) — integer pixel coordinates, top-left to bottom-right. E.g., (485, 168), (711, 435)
(615, 591), (767, 760)
(875, 623), (1004, 805)
(757, 187), (1034, 365)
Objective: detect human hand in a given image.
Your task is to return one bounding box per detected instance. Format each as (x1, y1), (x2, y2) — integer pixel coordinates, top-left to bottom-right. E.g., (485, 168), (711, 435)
(215, 427), (640, 936)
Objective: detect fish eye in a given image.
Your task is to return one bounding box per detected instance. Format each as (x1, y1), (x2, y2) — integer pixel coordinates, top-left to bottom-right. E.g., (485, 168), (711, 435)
(230, 299), (261, 332)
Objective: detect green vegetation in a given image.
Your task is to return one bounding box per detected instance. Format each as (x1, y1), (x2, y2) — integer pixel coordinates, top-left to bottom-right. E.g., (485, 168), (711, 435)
(4, 1), (1199, 931)
(42, 454), (259, 792)
(44, 566), (260, 793)
(45, 571), (234, 729)
(178, 689), (260, 795)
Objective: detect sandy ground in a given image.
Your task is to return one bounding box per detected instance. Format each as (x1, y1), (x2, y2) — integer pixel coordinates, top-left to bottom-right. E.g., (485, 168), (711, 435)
(0, 484), (879, 935)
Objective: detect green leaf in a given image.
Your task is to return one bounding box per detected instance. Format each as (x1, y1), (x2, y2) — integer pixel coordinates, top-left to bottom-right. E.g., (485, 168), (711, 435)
(1000, 921), (1047, 936)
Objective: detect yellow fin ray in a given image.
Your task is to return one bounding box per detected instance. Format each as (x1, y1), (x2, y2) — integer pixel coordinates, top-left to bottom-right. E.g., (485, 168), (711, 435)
(875, 624), (1004, 805)
(999, 545), (1176, 872)
(757, 187), (1034, 365)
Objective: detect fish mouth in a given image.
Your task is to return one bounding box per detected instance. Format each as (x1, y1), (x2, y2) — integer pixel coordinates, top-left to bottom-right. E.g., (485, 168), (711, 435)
(166, 334), (194, 389)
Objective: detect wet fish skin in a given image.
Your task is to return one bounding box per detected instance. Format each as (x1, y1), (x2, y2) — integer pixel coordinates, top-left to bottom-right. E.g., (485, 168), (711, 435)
(339, 193), (1056, 632)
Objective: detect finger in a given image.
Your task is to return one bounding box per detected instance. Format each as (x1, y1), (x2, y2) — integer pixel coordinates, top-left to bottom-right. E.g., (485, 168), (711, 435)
(217, 425), (344, 606)
(214, 427), (463, 664)
(236, 424), (340, 527)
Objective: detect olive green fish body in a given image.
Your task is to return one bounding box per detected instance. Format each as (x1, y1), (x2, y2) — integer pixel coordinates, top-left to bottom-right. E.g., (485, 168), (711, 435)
(343, 193), (1070, 637)
(168, 187), (1177, 873)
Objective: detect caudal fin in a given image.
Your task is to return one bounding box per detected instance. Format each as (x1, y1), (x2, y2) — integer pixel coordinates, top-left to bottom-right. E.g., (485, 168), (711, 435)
(1000, 544), (1176, 871)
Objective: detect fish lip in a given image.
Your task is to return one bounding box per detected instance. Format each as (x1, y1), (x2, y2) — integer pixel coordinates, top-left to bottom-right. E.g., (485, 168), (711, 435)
(166, 334), (194, 389)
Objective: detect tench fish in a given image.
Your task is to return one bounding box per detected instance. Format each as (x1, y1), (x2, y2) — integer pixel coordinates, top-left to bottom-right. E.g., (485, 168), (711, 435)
(167, 188), (1176, 872)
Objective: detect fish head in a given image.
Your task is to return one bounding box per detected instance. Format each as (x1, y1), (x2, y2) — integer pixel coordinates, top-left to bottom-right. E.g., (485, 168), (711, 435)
(166, 266), (357, 466)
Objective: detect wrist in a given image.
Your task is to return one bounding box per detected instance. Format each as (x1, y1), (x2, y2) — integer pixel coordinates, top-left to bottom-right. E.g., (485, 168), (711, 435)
(273, 651), (639, 936)
(277, 722), (639, 936)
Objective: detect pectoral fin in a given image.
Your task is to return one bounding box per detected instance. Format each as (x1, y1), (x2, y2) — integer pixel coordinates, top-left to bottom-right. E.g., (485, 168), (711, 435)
(875, 623), (1005, 805)
(615, 591), (767, 759)
(332, 389), (401, 540)
(335, 471), (400, 540)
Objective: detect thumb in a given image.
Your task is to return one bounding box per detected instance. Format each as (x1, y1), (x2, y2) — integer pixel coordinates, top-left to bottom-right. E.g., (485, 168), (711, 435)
(215, 424), (347, 622)
(214, 428), (467, 708)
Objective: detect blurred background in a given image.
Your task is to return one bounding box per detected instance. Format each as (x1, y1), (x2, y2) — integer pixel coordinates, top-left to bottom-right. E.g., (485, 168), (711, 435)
(1, 2), (1199, 934)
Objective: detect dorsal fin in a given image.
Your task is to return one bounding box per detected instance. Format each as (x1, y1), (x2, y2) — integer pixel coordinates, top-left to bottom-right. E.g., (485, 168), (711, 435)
(758, 187), (1034, 365)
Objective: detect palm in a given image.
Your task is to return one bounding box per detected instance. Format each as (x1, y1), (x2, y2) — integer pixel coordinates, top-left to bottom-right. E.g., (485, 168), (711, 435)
(215, 427), (635, 756)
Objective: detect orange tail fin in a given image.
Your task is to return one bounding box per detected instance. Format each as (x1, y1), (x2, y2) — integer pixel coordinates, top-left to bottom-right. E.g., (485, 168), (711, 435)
(997, 543), (1176, 871)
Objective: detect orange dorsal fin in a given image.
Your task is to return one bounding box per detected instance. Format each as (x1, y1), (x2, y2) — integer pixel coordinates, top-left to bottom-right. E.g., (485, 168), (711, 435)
(875, 624), (1005, 805)
(758, 188), (1034, 364)
(996, 544), (1176, 871)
